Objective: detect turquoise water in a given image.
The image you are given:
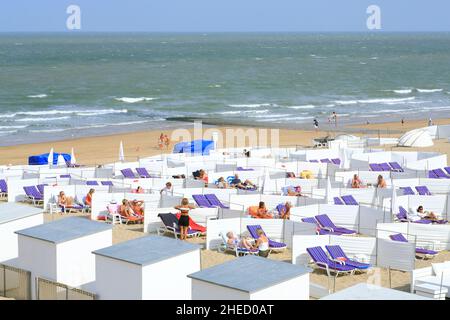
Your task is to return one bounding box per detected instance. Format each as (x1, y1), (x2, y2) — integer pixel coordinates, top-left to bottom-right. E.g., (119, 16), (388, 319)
(1, 32), (450, 145)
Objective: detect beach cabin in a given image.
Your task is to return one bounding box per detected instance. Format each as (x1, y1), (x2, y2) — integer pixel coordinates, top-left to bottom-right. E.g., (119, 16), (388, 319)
(15, 217), (112, 299)
(0, 203), (44, 263)
(93, 235), (201, 300)
(188, 255), (311, 300)
(321, 283), (431, 300)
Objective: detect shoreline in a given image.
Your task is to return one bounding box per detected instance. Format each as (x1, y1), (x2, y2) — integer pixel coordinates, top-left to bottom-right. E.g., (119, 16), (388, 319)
(1, 117), (449, 166)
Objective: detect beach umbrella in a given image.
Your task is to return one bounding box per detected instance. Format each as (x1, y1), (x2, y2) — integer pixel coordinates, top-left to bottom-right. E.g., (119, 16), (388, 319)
(71, 147), (77, 165)
(48, 148), (54, 167)
(57, 154), (66, 167)
(325, 176), (332, 204)
(390, 185), (397, 216)
(119, 141), (125, 162)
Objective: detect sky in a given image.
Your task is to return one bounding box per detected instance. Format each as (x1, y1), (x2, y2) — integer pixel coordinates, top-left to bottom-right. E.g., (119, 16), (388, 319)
(0, 0), (449, 32)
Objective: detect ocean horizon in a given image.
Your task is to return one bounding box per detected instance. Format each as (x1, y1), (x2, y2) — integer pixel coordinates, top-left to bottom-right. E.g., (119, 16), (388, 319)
(1, 32), (450, 146)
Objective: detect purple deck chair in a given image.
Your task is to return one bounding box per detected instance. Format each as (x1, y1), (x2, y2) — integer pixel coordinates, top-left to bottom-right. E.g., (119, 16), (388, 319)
(136, 167), (152, 178)
(306, 246), (356, 276)
(157, 213), (199, 238)
(334, 197), (344, 205)
(325, 245), (371, 270)
(60, 174), (71, 179)
(331, 158), (341, 165)
(301, 217), (341, 235)
(192, 194), (213, 208)
(121, 168), (136, 179)
(23, 186), (43, 205)
(433, 169), (450, 179)
(400, 187), (415, 195)
(86, 181), (99, 186)
(428, 171), (439, 179)
(0, 179), (8, 197)
(320, 159), (332, 163)
(236, 167), (254, 171)
(101, 181), (114, 186)
(415, 186), (431, 196)
(369, 163), (382, 171)
(445, 167), (450, 175)
(315, 214), (357, 234)
(247, 225), (287, 250)
(389, 233), (438, 257)
(397, 206), (431, 224)
(205, 194), (229, 209)
(379, 163), (392, 171)
(36, 184), (48, 195)
(389, 162), (404, 172)
(341, 195), (358, 205)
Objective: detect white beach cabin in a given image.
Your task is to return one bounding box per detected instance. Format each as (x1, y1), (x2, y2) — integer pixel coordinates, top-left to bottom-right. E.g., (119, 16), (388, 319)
(93, 235), (201, 300)
(188, 255), (311, 300)
(15, 216), (112, 299)
(321, 283), (431, 300)
(0, 203), (44, 263)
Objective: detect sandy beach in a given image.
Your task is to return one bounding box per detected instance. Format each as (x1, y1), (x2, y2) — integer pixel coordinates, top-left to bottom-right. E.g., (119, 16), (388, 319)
(1, 117), (450, 166)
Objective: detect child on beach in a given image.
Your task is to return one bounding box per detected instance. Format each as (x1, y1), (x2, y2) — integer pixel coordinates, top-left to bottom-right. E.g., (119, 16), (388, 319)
(226, 231), (253, 250)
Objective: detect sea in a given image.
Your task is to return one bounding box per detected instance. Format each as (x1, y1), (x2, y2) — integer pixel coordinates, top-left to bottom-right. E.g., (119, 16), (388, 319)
(1, 32), (450, 146)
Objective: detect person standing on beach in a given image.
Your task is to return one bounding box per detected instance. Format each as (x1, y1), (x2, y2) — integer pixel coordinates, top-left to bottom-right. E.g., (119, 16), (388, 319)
(332, 112), (337, 127)
(313, 119), (319, 132)
(401, 118), (404, 126)
(428, 118), (433, 126)
(158, 133), (164, 150)
(174, 198), (196, 240)
(164, 134), (170, 149)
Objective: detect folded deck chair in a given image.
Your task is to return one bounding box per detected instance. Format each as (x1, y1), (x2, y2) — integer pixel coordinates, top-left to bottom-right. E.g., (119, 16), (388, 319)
(389, 162), (404, 172)
(218, 232), (258, 257)
(236, 167), (254, 171)
(341, 195), (358, 205)
(23, 186), (44, 206)
(320, 159), (332, 163)
(334, 197), (344, 205)
(0, 179), (8, 198)
(315, 214), (357, 235)
(428, 171), (439, 179)
(86, 181), (99, 186)
(369, 163), (382, 171)
(433, 169), (450, 179)
(396, 206), (432, 224)
(136, 167), (152, 178)
(192, 194), (213, 208)
(379, 163), (392, 171)
(60, 174), (71, 179)
(101, 181), (114, 186)
(204, 194), (229, 209)
(400, 187), (415, 195)
(389, 233), (438, 258)
(246, 225), (287, 251)
(306, 246), (356, 276)
(309, 160), (319, 163)
(331, 158), (341, 165)
(445, 167), (450, 175)
(301, 217), (341, 235)
(415, 185), (432, 196)
(157, 213), (199, 238)
(121, 168), (136, 179)
(325, 245), (371, 270)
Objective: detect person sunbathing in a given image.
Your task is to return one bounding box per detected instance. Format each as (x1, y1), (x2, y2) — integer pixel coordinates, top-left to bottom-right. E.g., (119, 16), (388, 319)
(351, 174), (364, 188)
(226, 231), (253, 250)
(279, 202), (292, 220)
(84, 188), (95, 207)
(58, 191), (75, 208)
(286, 186), (302, 196)
(376, 175), (387, 188)
(119, 199), (142, 220)
(133, 186), (145, 194)
(231, 174), (256, 190)
(417, 206), (440, 222)
(286, 172), (296, 178)
(130, 199), (145, 217)
(255, 201), (273, 219)
(216, 177), (229, 189)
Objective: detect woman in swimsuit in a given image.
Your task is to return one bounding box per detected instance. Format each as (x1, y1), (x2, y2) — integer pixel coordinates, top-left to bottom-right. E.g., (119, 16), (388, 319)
(58, 191), (74, 210)
(174, 198), (196, 240)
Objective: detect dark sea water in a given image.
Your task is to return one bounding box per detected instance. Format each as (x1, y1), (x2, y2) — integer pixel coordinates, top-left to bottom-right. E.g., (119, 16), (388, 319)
(1, 32), (450, 145)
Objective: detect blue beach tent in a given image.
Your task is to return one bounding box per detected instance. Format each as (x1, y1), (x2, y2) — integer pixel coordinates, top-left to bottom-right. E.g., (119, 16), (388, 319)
(172, 140), (214, 156)
(28, 153), (71, 165)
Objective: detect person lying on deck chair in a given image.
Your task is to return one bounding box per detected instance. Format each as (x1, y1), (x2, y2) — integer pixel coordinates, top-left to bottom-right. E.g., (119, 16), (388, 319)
(286, 186), (302, 196)
(417, 206), (440, 222)
(279, 202), (292, 220)
(120, 199), (143, 222)
(255, 201), (273, 219)
(351, 174), (364, 188)
(230, 174), (256, 190)
(226, 231), (253, 250)
(130, 199), (145, 216)
(216, 177), (229, 189)
(58, 191), (75, 209)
